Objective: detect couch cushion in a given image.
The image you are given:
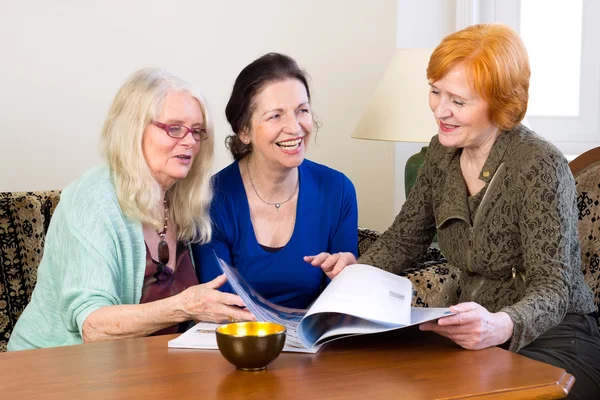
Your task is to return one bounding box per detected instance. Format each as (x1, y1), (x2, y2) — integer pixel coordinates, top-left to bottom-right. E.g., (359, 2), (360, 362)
(357, 227), (380, 258)
(574, 164), (600, 316)
(0, 191), (60, 352)
(402, 262), (460, 307)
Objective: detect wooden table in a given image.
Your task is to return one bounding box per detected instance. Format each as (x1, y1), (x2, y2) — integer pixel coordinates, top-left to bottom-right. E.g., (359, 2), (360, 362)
(0, 328), (573, 399)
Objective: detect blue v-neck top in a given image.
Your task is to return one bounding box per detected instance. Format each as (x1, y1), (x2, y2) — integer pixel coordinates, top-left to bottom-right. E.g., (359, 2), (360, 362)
(193, 159), (358, 309)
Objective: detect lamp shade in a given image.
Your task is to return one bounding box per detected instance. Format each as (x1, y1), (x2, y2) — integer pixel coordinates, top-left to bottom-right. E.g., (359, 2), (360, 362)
(352, 49), (438, 143)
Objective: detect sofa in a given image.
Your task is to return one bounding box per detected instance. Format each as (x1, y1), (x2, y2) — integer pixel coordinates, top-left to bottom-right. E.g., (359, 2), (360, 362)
(0, 191), (60, 351)
(3, 153), (600, 351)
(0, 190), (459, 352)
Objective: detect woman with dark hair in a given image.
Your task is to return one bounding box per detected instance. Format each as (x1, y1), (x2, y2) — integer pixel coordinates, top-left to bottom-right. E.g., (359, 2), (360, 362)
(193, 53), (358, 309)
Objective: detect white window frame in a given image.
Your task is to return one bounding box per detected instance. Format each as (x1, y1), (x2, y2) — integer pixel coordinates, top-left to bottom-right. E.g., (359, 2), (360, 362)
(457, 0), (600, 156)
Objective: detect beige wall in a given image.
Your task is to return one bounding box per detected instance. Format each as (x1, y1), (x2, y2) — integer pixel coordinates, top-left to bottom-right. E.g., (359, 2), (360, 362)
(0, 0), (397, 232)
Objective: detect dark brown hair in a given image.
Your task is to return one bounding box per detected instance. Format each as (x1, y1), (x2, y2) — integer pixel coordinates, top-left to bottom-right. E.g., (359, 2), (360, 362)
(225, 53), (312, 160)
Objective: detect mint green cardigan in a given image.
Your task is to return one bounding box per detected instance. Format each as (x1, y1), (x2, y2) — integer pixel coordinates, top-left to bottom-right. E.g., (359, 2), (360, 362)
(8, 166), (147, 350)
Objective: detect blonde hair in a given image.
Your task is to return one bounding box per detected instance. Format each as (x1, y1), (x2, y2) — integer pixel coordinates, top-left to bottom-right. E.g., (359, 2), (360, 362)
(101, 67), (214, 243)
(427, 23), (530, 130)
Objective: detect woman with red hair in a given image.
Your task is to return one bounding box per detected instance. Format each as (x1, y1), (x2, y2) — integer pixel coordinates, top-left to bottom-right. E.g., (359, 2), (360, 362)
(317, 24), (600, 398)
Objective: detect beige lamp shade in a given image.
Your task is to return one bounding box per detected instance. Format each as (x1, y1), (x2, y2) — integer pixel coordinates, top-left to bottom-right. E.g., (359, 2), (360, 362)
(352, 48), (438, 143)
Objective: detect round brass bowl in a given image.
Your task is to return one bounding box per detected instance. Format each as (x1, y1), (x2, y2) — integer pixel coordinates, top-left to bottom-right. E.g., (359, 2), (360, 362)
(216, 322), (286, 371)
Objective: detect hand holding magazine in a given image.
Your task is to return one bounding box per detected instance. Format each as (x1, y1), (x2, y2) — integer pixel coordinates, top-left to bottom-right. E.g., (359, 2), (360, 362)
(169, 258), (452, 353)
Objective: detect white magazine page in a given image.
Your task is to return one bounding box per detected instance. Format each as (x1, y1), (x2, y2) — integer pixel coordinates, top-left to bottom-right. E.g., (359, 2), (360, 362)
(313, 308), (454, 346)
(297, 265), (453, 348)
(168, 322), (318, 354)
(305, 264), (412, 325)
(410, 307), (454, 324)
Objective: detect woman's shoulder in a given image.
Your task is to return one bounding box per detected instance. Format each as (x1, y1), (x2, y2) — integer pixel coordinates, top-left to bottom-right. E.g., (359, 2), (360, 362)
(59, 165), (123, 222)
(423, 135), (459, 172)
(211, 161), (242, 190)
(506, 125), (568, 169)
(210, 161), (245, 208)
(214, 161), (240, 178)
(300, 159), (354, 188)
(61, 165), (116, 203)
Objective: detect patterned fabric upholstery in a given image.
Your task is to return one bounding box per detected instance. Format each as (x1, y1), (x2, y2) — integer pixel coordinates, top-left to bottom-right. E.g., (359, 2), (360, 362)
(573, 162), (600, 317)
(4, 184), (596, 353)
(358, 228), (460, 307)
(357, 228), (381, 258)
(0, 191), (60, 352)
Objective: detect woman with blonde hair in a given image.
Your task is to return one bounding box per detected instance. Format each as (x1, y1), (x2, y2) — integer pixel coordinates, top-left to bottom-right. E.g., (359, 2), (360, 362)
(314, 24), (600, 398)
(8, 68), (252, 350)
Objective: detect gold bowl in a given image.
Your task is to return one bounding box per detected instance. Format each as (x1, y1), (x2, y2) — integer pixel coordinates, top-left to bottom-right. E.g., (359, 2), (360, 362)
(216, 321), (286, 371)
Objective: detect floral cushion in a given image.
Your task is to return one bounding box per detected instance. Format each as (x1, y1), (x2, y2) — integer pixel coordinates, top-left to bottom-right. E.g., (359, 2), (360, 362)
(0, 191), (60, 352)
(358, 228), (461, 307)
(574, 164), (600, 318)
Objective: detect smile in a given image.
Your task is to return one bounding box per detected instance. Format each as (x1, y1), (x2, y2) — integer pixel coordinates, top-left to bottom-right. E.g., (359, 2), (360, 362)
(440, 121), (459, 132)
(276, 138), (303, 150)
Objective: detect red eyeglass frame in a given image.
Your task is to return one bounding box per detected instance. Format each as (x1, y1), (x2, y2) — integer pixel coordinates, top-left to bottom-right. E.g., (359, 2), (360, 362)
(151, 120), (209, 141)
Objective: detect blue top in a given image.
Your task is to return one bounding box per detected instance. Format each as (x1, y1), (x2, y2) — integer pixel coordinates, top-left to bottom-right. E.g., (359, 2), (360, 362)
(193, 159), (358, 309)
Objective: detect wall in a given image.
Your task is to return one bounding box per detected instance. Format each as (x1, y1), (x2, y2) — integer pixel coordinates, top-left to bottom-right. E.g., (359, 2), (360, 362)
(0, 0), (397, 232)
(393, 0), (456, 212)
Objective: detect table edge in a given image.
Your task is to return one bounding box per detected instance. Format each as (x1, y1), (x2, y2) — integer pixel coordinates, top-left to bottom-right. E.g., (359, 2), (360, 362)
(441, 371), (574, 400)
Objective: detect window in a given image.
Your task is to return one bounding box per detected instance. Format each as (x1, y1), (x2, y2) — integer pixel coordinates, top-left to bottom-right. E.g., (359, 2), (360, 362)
(520, 0), (582, 117)
(466, 0), (600, 155)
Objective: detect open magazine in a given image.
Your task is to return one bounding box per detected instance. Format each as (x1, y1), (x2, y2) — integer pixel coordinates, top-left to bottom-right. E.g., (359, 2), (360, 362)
(168, 258), (452, 353)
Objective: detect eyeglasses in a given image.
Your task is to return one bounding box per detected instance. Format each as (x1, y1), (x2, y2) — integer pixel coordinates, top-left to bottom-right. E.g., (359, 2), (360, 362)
(151, 120), (209, 141)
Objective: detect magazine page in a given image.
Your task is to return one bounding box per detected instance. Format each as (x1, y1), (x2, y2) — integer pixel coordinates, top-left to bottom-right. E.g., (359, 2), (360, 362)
(168, 322), (318, 354)
(217, 256), (308, 348)
(410, 307), (454, 325)
(217, 257), (452, 351)
(297, 313), (398, 347)
(310, 308), (453, 347)
(304, 264), (413, 324)
(297, 264), (452, 348)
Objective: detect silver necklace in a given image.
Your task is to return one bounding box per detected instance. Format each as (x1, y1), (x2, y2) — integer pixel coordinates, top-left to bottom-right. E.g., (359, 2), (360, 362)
(247, 159), (298, 211)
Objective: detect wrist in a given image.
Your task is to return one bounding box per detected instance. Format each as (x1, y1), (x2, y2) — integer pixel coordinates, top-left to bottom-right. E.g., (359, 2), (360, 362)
(496, 311), (514, 344)
(168, 291), (190, 322)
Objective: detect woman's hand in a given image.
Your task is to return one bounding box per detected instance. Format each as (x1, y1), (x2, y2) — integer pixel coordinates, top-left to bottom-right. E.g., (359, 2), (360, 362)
(304, 252), (357, 279)
(179, 274), (255, 323)
(419, 302), (514, 350)
(82, 274), (254, 343)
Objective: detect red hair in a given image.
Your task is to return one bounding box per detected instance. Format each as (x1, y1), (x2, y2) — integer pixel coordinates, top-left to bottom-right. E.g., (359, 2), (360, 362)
(427, 23), (530, 130)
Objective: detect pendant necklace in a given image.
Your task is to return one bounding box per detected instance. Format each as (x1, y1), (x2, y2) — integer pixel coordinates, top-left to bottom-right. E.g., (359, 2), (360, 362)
(247, 159), (298, 211)
(157, 199), (169, 264)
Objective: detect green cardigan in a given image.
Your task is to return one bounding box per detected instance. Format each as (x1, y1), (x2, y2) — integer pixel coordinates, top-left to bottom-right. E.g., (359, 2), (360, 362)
(8, 166), (147, 350)
(359, 125), (596, 352)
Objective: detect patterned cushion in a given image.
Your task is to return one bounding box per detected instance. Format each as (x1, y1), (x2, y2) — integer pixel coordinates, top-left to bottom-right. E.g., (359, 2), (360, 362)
(574, 164), (600, 317)
(358, 228), (460, 307)
(357, 227), (380, 258)
(0, 191), (60, 352)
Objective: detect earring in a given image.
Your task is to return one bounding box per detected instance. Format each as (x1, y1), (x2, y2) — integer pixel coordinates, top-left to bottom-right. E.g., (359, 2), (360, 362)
(242, 137), (250, 144)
